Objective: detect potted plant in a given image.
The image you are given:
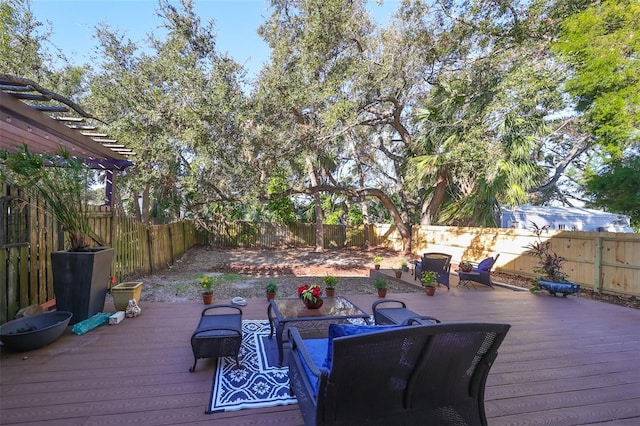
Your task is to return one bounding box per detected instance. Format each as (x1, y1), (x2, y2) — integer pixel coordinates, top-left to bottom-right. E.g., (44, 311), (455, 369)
(525, 223), (580, 297)
(421, 271), (439, 296)
(373, 276), (388, 298)
(459, 261), (473, 272)
(200, 275), (215, 304)
(0, 146), (114, 325)
(265, 280), (278, 300)
(322, 275), (338, 297)
(297, 284), (323, 309)
(373, 256), (383, 270)
(401, 259), (409, 272)
(394, 268), (403, 278)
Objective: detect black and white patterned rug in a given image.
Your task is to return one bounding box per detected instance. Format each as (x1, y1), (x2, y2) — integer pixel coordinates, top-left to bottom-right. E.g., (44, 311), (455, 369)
(207, 320), (298, 413)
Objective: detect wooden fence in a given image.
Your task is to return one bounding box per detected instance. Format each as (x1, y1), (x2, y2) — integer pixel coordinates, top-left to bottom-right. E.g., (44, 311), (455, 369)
(2, 203), (638, 323)
(1, 185), (196, 323)
(198, 221), (640, 297)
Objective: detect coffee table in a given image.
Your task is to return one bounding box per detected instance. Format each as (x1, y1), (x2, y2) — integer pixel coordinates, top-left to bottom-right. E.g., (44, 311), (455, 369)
(267, 296), (371, 365)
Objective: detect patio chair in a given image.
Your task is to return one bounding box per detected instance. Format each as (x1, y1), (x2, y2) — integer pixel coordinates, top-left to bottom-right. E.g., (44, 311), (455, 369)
(414, 252), (452, 289)
(457, 254), (500, 289)
(372, 299), (440, 325)
(288, 322), (511, 426)
(189, 305), (243, 372)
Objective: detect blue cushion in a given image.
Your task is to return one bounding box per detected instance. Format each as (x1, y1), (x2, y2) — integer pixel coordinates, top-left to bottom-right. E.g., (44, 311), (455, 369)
(477, 257), (494, 271)
(322, 324), (402, 371)
(299, 338), (329, 395)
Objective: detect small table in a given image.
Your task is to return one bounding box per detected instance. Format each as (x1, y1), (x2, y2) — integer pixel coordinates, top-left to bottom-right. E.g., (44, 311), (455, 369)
(267, 296), (371, 365)
(457, 270), (480, 289)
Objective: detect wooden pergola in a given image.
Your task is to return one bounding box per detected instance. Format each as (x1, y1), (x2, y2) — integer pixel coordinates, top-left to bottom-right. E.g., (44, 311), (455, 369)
(0, 75), (134, 205)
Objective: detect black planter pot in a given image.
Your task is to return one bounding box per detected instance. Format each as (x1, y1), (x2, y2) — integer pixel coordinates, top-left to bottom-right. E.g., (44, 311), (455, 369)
(51, 247), (114, 325)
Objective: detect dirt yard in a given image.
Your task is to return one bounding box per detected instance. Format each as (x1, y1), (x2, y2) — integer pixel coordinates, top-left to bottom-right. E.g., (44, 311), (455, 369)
(115, 246), (639, 310)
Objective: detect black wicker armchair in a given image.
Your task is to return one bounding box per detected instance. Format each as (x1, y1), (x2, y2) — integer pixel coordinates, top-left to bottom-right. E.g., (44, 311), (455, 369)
(458, 254), (500, 289)
(288, 322), (511, 426)
(414, 252), (452, 289)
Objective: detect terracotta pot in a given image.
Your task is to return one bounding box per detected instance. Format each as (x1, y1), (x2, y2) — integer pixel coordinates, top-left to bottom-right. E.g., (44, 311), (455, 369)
(377, 289), (387, 298)
(425, 286), (436, 296)
(202, 292), (214, 305)
(325, 288), (335, 297)
(374, 264), (381, 270)
(303, 298), (324, 309)
(395, 271), (402, 278)
(266, 291), (276, 300)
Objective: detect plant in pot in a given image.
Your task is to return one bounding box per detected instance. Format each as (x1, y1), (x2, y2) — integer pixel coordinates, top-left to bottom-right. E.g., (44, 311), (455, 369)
(265, 280), (278, 300)
(0, 146), (114, 325)
(394, 268), (403, 278)
(200, 275), (216, 304)
(525, 223), (580, 297)
(297, 284), (323, 309)
(322, 275), (338, 297)
(459, 261), (473, 272)
(401, 259), (409, 272)
(373, 276), (388, 298)
(373, 256), (383, 270)
(421, 271), (439, 296)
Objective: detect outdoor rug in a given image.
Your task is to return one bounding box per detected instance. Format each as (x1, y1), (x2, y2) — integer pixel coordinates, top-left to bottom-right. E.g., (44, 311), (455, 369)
(207, 320), (298, 413)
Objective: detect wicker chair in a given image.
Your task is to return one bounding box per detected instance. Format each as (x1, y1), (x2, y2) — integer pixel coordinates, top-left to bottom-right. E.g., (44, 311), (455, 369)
(414, 252), (452, 289)
(288, 322), (511, 426)
(458, 254), (500, 289)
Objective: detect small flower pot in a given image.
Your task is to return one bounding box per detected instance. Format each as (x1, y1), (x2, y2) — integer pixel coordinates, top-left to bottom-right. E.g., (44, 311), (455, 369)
(377, 289), (387, 298)
(303, 298), (324, 309)
(425, 286), (436, 296)
(395, 271), (402, 278)
(374, 264), (381, 270)
(202, 292), (214, 305)
(266, 291), (276, 300)
(325, 288), (336, 297)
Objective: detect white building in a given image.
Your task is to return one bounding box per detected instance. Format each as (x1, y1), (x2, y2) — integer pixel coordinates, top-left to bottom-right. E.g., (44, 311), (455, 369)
(500, 205), (633, 233)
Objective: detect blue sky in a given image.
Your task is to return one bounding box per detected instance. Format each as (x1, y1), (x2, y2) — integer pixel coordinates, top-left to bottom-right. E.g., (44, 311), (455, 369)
(31, 0), (398, 80)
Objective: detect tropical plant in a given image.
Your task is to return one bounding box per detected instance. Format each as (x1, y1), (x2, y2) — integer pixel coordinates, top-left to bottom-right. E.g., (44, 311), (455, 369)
(297, 284), (322, 303)
(525, 222), (569, 290)
(373, 276), (388, 290)
(0, 146), (101, 250)
(420, 271), (439, 287)
(322, 275), (338, 289)
(266, 280), (278, 294)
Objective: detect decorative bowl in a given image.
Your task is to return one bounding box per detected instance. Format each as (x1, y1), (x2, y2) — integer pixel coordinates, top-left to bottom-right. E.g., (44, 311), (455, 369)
(0, 311), (73, 352)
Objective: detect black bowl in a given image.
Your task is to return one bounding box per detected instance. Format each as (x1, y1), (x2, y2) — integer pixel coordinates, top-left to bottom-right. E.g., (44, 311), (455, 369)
(0, 311), (73, 351)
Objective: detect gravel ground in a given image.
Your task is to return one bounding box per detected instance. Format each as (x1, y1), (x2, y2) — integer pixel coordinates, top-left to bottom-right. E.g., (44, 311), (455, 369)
(111, 246), (639, 310)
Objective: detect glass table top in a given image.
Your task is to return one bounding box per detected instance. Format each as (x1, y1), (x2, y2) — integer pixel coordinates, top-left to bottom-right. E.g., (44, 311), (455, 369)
(270, 296), (369, 322)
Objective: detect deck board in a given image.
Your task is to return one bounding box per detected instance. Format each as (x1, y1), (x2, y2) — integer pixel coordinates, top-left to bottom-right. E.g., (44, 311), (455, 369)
(2, 285), (639, 425)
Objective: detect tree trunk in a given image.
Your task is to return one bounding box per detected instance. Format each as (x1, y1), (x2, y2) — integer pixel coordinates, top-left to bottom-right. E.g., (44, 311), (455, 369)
(307, 158), (324, 253)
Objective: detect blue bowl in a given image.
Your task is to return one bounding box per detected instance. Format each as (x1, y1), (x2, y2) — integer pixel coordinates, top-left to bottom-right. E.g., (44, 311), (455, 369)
(1, 311), (73, 351)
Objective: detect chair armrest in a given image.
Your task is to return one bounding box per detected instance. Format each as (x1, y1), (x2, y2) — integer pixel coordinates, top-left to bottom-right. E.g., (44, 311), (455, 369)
(289, 327), (325, 378)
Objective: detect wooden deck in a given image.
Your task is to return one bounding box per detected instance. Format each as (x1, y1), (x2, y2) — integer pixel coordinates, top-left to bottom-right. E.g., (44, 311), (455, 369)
(2, 283), (640, 425)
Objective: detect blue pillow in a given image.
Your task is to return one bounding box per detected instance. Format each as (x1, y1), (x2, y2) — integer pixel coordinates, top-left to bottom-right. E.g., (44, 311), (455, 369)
(477, 257), (494, 271)
(322, 323), (402, 371)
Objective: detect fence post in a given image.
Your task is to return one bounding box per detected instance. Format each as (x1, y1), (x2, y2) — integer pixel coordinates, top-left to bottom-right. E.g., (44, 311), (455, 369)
(593, 236), (603, 293)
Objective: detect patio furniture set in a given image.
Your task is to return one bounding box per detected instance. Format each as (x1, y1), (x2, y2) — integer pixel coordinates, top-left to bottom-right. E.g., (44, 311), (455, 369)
(411, 251), (500, 289)
(188, 292), (511, 425)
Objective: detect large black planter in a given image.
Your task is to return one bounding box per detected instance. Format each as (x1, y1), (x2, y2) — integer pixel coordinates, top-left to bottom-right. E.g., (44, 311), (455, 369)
(51, 247), (114, 325)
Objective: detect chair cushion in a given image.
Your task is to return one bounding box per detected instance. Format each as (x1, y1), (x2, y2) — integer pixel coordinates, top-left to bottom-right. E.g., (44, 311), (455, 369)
(298, 338), (328, 395)
(477, 257), (494, 271)
(322, 324), (402, 371)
